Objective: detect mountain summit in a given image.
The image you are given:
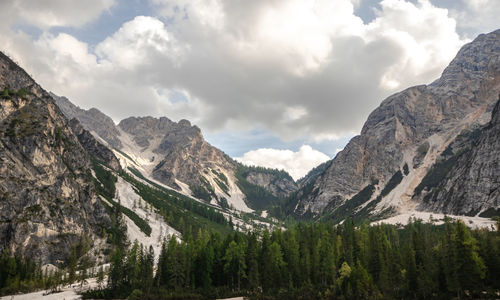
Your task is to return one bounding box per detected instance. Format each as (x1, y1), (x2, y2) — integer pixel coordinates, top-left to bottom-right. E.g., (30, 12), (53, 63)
(293, 29), (500, 221)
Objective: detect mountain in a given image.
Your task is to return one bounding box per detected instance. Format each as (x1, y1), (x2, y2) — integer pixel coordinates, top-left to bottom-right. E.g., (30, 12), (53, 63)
(117, 116), (241, 207)
(53, 94), (123, 149)
(68, 118), (121, 171)
(0, 52), (110, 264)
(53, 98), (297, 212)
(0, 51), (278, 273)
(294, 29), (500, 221)
(415, 97), (499, 216)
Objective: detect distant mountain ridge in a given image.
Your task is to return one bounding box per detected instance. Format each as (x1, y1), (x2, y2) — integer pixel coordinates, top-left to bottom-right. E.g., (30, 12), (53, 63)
(293, 29), (500, 222)
(53, 96), (298, 212)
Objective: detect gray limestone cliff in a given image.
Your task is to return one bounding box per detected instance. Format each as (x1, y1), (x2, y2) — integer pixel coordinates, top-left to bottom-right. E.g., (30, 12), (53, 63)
(415, 98), (500, 215)
(118, 116), (298, 209)
(69, 118), (121, 171)
(0, 52), (109, 264)
(244, 170), (297, 198)
(295, 29), (500, 218)
(119, 116), (235, 191)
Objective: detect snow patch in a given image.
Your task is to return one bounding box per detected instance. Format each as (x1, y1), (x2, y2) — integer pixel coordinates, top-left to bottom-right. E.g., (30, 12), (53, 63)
(202, 168), (253, 213)
(114, 178), (180, 258)
(175, 179), (193, 196)
(224, 173), (253, 213)
(373, 212), (497, 230)
(0, 289), (80, 300)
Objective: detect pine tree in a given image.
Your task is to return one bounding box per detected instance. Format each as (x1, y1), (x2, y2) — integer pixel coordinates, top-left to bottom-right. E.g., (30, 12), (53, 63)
(454, 220), (486, 293)
(268, 241), (285, 290)
(67, 245), (77, 285)
(224, 240), (246, 291)
(140, 245), (154, 295)
(282, 229), (300, 288)
(96, 266), (105, 289)
(108, 248), (124, 290)
(126, 240), (141, 288)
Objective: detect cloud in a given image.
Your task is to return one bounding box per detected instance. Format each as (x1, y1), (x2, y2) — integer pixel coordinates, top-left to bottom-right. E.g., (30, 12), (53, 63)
(445, 0), (500, 38)
(0, 0), (471, 148)
(236, 145), (330, 180)
(96, 16), (185, 69)
(365, 0), (465, 89)
(0, 0), (115, 29)
(144, 0), (466, 140)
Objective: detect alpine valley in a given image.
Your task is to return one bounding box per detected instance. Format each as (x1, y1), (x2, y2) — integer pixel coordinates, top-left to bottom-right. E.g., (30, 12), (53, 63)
(0, 27), (499, 300)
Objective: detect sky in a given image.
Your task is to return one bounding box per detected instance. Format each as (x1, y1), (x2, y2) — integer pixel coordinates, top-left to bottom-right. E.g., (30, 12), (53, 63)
(0, 0), (498, 180)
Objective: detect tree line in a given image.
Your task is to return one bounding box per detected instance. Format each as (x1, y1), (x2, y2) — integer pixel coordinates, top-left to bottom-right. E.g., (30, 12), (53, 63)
(85, 217), (500, 299)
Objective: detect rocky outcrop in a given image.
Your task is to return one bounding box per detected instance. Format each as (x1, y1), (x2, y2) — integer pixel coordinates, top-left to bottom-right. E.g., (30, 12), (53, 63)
(118, 116), (178, 149)
(416, 98), (500, 215)
(69, 118), (121, 171)
(118, 116), (232, 190)
(295, 29), (500, 218)
(118, 116), (299, 210)
(53, 94), (123, 149)
(242, 169), (297, 198)
(0, 52), (109, 264)
(296, 161), (331, 187)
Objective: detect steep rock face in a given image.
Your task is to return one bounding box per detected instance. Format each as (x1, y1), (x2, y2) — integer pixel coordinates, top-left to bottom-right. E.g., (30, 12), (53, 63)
(117, 116), (255, 210)
(69, 118), (121, 171)
(118, 117), (179, 148)
(295, 29), (500, 217)
(297, 161), (331, 188)
(0, 52), (109, 264)
(243, 170), (297, 198)
(416, 99), (500, 215)
(116, 116), (298, 211)
(154, 123), (236, 192)
(118, 116), (177, 149)
(118, 116), (234, 190)
(53, 94), (123, 149)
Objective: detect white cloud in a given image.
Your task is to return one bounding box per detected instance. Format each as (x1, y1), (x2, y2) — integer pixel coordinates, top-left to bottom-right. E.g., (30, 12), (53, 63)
(449, 0), (500, 38)
(366, 0), (465, 89)
(236, 145), (330, 180)
(145, 0), (466, 140)
(2, 0), (115, 29)
(96, 16), (185, 69)
(0, 0), (473, 148)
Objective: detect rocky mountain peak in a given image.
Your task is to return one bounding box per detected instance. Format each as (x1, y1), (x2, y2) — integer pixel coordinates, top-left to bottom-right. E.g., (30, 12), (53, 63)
(52, 93), (123, 149)
(178, 119), (191, 127)
(119, 116), (180, 148)
(294, 29), (500, 218)
(433, 29), (500, 90)
(0, 53), (38, 92)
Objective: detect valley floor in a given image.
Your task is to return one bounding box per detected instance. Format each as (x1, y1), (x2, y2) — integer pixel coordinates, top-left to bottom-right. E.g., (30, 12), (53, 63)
(0, 289), (79, 300)
(0, 278), (102, 300)
(0, 289), (246, 300)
